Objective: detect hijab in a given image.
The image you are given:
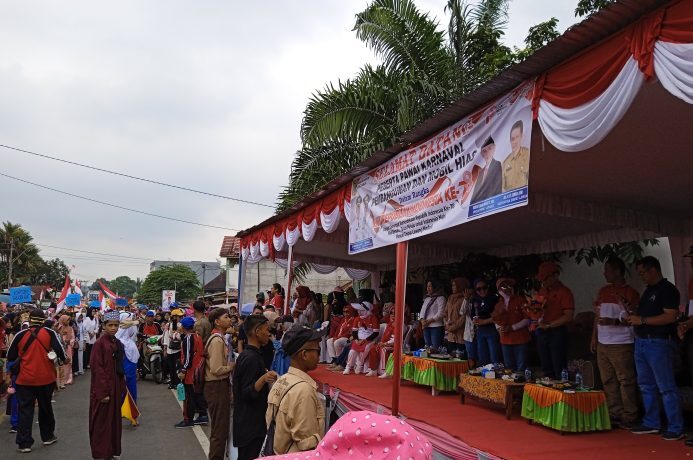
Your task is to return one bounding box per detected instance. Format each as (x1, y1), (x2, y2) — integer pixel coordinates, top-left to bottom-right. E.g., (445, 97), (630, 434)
(116, 312), (140, 363)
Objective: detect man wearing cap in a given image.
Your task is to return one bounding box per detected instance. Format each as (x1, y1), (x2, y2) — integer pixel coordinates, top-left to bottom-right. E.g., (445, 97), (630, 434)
(89, 309), (125, 460)
(471, 135), (502, 204)
(7, 309), (68, 453)
(175, 316), (209, 428)
(266, 324), (326, 455)
(535, 261), (575, 379)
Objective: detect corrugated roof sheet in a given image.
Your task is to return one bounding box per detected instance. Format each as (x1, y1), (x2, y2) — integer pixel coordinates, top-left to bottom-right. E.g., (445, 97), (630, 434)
(237, 0), (670, 237)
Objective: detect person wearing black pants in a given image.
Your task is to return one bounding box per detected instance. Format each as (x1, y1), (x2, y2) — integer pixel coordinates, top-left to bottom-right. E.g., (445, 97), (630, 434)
(16, 384), (57, 449)
(166, 351), (180, 388)
(83, 343), (93, 369)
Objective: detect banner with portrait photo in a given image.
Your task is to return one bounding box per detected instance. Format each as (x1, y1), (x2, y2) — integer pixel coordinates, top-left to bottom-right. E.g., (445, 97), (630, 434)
(348, 82), (533, 254)
(161, 290), (176, 311)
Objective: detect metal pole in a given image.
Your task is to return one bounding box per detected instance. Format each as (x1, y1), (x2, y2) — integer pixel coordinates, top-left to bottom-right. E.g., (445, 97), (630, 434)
(237, 254), (244, 307)
(7, 238), (14, 288)
(284, 244), (294, 316)
(201, 263), (206, 297)
(391, 241), (408, 417)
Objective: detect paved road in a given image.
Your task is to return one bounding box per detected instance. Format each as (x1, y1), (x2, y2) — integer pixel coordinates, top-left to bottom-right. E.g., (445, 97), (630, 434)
(1, 372), (208, 459)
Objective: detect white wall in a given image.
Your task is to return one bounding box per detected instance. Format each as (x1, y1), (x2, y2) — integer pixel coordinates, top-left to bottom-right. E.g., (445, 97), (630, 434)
(241, 260), (351, 303)
(558, 237), (678, 313)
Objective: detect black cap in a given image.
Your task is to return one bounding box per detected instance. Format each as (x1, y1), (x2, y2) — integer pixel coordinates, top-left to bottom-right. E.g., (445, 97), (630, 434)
(482, 136), (495, 148)
(281, 324), (327, 356)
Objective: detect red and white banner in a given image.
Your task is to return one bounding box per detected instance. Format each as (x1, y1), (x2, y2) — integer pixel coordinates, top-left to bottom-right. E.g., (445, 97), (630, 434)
(349, 83), (533, 254)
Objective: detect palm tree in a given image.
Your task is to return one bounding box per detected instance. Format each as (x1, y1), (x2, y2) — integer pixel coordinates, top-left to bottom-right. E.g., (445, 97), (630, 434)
(0, 221), (42, 287)
(278, 0), (513, 211)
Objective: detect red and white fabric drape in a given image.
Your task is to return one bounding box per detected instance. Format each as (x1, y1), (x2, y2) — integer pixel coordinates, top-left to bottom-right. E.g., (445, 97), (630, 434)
(240, 184), (351, 263)
(534, 0), (693, 152)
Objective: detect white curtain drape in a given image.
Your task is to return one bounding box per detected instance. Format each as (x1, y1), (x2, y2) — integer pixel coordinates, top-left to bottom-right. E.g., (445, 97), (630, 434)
(302, 219), (319, 242)
(344, 267), (371, 281)
(538, 58), (644, 152)
(654, 41), (693, 104)
(273, 232), (285, 252)
(311, 263), (338, 275)
(320, 206), (341, 234)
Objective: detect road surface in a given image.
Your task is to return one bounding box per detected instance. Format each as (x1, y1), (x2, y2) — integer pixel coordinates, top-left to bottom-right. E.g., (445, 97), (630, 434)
(1, 371), (208, 459)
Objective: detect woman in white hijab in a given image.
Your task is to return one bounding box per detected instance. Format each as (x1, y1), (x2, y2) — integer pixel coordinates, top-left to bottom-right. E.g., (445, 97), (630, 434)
(116, 312), (140, 404)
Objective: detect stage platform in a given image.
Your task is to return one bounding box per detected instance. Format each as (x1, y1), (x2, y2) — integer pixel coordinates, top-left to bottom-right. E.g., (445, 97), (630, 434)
(314, 365), (691, 460)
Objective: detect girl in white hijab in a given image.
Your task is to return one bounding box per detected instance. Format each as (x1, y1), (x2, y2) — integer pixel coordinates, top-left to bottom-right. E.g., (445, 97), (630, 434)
(116, 312), (140, 404)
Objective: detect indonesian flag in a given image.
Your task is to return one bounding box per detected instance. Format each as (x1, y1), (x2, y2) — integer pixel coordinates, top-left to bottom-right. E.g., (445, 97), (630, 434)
(74, 280), (83, 297)
(56, 276), (71, 313)
(99, 280), (118, 299)
(100, 291), (107, 312)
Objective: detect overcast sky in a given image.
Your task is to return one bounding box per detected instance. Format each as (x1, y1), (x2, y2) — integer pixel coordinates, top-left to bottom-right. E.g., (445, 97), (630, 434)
(0, 1), (580, 283)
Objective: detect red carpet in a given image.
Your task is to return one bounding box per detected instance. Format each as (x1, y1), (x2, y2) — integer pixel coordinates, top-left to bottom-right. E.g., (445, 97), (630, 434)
(314, 366), (691, 460)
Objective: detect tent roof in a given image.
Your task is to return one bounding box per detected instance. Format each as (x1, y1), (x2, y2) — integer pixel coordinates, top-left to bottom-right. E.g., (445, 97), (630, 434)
(237, 0), (693, 272)
(237, 0), (670, 238)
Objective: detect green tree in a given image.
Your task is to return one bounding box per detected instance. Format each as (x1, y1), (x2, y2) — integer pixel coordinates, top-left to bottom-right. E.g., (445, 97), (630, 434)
(109, 275), (139, 298)
(575, 0), (615, 17)
(136, 265), (200, 305)
(1, 221), (43, 288)
(90, 277), (109, 291)
(278, 0), (517, 211)
(32, 258), (70, 288)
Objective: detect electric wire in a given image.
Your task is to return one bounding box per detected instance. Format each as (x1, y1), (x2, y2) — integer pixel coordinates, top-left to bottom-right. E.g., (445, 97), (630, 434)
(0, 143), (273, 208)
(0, 172), (240, 231)
(36, 243), (153, 261)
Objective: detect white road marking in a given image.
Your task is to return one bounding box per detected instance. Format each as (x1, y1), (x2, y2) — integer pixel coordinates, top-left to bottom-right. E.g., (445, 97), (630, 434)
(170, 388), (209, 457)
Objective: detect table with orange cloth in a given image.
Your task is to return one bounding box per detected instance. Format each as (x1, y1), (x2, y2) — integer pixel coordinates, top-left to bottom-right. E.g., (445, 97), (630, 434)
(458, 374), (525, 419)
(521, 383), (611, 432)
(385, 354), (469, 394)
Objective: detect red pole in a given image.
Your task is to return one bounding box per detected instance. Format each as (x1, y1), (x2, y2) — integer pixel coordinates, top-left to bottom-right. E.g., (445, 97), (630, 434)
(391, 241), (408, 416)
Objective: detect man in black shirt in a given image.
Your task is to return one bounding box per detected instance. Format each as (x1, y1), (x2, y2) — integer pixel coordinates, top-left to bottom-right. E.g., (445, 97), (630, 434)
(232, 314), (277, 460)
(627, 256), (683, 441)
(238, 306), (275, 369)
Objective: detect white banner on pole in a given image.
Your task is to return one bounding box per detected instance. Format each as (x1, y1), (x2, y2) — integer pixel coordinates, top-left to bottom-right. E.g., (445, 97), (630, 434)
(349, 83), (533, 254)
(162, 290), (176, 311)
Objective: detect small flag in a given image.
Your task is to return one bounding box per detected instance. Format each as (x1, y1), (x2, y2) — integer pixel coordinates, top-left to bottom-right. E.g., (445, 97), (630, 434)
(121, 388), (140, 426)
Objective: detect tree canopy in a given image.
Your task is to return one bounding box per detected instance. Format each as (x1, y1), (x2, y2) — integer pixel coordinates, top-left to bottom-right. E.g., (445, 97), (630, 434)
(0, 221), (69, 289)
(136, 264), (200, 305)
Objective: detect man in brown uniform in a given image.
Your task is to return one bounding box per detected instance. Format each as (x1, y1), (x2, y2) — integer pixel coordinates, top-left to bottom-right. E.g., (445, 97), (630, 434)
(266, 325), (326, 455)
(502, 120), (530, 191)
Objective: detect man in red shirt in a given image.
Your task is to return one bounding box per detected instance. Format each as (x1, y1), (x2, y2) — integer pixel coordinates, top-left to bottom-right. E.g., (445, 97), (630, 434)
(7, 309), (68, 453)
(535, 261), (575, 379)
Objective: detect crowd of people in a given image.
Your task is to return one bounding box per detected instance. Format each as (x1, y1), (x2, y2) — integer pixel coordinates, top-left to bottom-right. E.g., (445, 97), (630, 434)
(1, 248), (691, 457)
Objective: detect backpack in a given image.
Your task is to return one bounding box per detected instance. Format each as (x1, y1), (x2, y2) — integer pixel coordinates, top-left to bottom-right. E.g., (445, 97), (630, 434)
(192, 333), (222, 393)
(260, 381), (305, 457)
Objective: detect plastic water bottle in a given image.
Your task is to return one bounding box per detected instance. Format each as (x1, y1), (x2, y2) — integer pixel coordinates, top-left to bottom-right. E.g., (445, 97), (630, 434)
(561, 369), (569, 382)
(524, 368), (532, 382)
(176, 382), (185, 401)
(575, 371), (583, 388)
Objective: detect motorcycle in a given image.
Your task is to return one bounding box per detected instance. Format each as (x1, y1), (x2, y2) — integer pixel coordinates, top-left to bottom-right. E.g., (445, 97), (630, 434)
(139, 334), (164, 384)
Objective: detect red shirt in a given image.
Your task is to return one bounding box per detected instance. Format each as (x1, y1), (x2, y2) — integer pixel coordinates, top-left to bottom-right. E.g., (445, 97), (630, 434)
(270, 295), (284, 309)
(493, 295), (531, 345)
(8, 327), (65, 386)
(354, 314), (379, 332)
(539, 281), (575, 324)
(180, 333), (204, 385)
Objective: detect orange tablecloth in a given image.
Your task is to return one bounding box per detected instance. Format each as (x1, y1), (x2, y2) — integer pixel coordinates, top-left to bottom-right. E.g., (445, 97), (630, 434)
(523, 384), (607, 413)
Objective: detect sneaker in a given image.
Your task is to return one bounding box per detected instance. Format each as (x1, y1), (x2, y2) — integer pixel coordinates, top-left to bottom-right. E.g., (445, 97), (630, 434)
(193, 416), (209, 425)
(331, 365), (344, 372)
(342, 367), (351, 375)
(168, 385), (177, 390)
(662, 431), (685, 441)
(685, 437), (693, 447)
(631, 425), (659, 435)
(365, 370), (377, 377)
(17, 447), (31, 453)
(378, 373), (390, 379)
(174, 420), (195, 429)
(43, 436), (58, 445)
(9, 428), (17, 434)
